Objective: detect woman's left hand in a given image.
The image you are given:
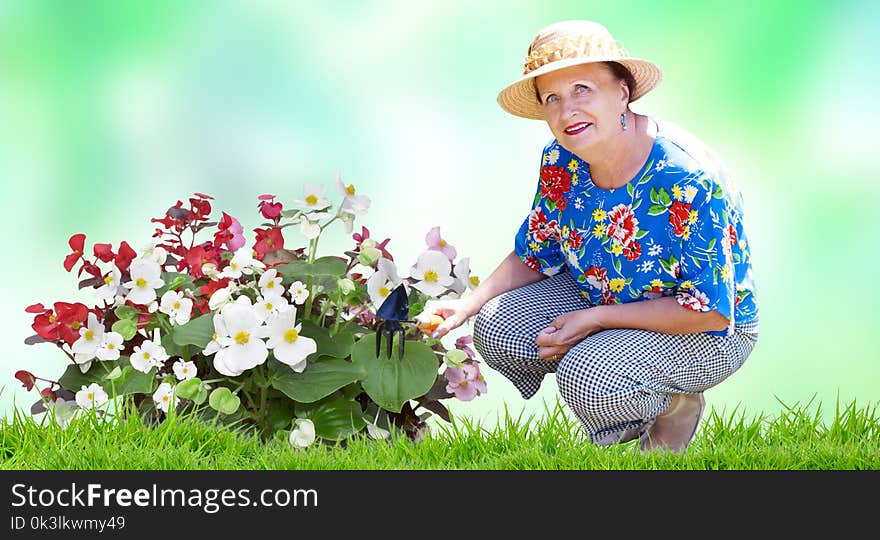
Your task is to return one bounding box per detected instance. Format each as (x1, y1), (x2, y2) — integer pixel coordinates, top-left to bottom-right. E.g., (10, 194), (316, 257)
(535, 308), (604, 361)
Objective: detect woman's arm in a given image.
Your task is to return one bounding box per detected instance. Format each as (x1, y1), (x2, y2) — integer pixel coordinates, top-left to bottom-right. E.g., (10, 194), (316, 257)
(535, 297), (729, 360)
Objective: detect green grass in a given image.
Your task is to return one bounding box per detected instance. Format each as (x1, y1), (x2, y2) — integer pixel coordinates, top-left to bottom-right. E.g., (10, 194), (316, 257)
(1, 397), (878, 470)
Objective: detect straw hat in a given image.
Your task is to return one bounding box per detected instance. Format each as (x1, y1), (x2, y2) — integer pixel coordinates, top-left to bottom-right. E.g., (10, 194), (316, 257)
(497, 20), (663, 120)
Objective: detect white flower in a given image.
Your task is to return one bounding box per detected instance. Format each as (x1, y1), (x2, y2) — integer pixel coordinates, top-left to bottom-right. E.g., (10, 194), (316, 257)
(71, 312), (103, 365)
(647, 243), (663, 257)
(123, 258), (164, 305)
(336, 172), (371, 216)
(202, 314), (226, 356)
(450, 257), (478, 295)
(258, 269), (286, 298)
(409, 250), (455, 297)
(253, 293), (288, 323)
(202, 262), (221, 280)
(95, 331), (125, 361)
(96, 266), (126, 303)
(293, 183), (332, 211)
(152, 382), (179, 413)
(684, 185), (698, 204)
(76, 383), (108, 408)
(208, 286), (234, 311)
(130, 335), (170, 373)
(289, 418), (316, 448)
(140, 244), (168, 265)
(288, 281), (309, 305)
(221, 247), (266, 279)
(213, 299), (269, 377)
(159, 290), (193, 325)
(266, 307), (316, 373)
(299, 216), (322, 240)
(366, 259), (402, 307)
(172, 359), (197, 381)
(573, 197), (584, 211)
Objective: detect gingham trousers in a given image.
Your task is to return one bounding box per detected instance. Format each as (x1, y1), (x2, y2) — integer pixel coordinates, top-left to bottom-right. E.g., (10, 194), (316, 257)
(472, 271), (759, 445)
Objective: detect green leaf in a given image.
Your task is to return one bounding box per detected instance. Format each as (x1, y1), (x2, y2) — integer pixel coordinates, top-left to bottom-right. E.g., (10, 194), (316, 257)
(613, 257), (622, 273)
(275, 256), (347, 283)
(266, 398), (296, 432)
(296, 398), (367, 441)
(268, 356), (366, 403)
(104, 366), (123, 381)
(161, 327), (187, 359)
(635, 229), (649, 239)
(112, 363), (154, 396)
(111, 318), (137, 340)
(114, 305), (138, 321)
(299, 320), (354, 359)
(173, 313), (215, 349)
(350, 333), (439, 413)
(58, 357), (153, 396)
(157, 272), (195, 297)
(208, 387), (241, 415)
(647, 204), (667, 216)
(649, 187), (659, 204)
(626, 182), (634, 197)
(658, 188), (672, 206)
(175, 378), (202, 400)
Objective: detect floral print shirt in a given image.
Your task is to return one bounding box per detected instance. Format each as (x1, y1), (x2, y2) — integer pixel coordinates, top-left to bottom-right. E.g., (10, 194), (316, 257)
(514, 120), (758, 336)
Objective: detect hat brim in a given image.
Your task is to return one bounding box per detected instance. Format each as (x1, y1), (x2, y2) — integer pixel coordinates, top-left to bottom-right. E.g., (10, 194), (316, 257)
(497, 57), (663, 120)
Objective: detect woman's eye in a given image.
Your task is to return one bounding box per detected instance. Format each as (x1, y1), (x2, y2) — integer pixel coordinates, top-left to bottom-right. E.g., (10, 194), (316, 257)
(545, 94), (558, 104)
(575, 84), (590, 93)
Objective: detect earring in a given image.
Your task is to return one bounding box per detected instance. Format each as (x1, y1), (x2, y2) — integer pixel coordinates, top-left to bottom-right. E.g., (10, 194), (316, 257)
(620, 113), (628, 131)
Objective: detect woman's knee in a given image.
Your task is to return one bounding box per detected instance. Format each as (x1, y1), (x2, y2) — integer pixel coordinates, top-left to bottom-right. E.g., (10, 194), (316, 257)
(556, 354), (622, 417)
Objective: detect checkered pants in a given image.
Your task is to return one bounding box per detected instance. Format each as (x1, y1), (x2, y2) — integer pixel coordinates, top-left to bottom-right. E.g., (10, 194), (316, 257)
(472, 271), (759, 445)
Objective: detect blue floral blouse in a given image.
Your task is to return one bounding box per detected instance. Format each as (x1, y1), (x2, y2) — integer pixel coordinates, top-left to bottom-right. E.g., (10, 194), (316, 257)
(514, 120), (759, 336)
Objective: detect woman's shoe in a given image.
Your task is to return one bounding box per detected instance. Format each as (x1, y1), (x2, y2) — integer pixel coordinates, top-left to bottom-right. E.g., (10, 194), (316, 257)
(639, 393), (705, 453)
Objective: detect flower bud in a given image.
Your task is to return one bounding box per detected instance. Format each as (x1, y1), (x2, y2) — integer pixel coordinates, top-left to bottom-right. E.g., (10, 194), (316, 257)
(208, 287), (233, 311)
(358, 245), (381, 266)
(337, 278), (356, 295)
(443, 349), (468, 368)
(148, 301), (159, 313)
(202, 263), (221, 280)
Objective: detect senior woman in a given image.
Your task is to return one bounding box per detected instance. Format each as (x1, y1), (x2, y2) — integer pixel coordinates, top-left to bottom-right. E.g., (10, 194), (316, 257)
(418, 20), (759, 452)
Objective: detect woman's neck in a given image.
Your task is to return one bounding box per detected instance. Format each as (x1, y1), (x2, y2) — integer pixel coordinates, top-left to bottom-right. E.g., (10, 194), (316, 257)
(578, 114), (657, 190)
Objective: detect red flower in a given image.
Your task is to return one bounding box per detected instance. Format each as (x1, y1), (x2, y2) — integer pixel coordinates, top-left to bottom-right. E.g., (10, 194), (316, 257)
(523, 256), (540, 272)
(63, 234), (86, 272)
(189, 196), (211, 221)
(15, 370), (36, 391)
(30, 301), (89, 346)
(623, 240), (642, 261)
(539, 166), (572, 203)
(93, 243), (115, 263)
(668, 201), (691, 236)
(606, 204), (639, 247)
(556, 197), (568, 212)
(567, 229), (583, 250)
(115, 241), (137, 273)
(254, 227), (284, 259)
(184, 246), (213, 280)
(200, 277), (230, 298)
(528, 208), (560, 242)
(583, 266), (608, 291)
(259, 200), (283, 220)
(600, 290), (617, 305)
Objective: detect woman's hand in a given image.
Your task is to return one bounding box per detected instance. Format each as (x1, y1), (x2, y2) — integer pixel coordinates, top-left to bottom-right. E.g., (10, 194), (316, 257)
(535, 308), (604, 361)
(415, 298), (479, 339)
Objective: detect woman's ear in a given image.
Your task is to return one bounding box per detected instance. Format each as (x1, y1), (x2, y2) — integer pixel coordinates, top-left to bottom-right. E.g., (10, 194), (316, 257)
(619, 79), (631, 106)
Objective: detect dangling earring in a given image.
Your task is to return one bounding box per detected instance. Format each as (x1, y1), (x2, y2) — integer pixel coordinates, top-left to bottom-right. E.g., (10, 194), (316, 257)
(620, 112), (628, 131)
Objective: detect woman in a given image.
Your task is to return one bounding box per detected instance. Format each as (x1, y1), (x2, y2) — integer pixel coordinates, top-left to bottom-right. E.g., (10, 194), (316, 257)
(417, 20), (759, 452)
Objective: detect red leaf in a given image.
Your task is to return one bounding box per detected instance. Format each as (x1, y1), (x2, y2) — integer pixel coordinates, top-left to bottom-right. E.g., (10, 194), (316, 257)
(25, 303), (47, 313)
(41, 387), (58, 402)
(15, 370), (36, 391)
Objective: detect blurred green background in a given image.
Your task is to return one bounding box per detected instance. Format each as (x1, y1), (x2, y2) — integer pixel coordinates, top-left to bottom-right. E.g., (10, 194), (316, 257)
(3, 0), (878, 429)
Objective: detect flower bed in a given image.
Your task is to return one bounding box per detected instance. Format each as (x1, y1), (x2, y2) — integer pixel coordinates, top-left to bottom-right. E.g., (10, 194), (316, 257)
(18, 175), (486, 447)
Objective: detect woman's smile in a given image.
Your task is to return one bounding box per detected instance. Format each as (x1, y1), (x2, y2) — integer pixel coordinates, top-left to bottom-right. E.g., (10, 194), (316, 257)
(564, 121), (592, 135)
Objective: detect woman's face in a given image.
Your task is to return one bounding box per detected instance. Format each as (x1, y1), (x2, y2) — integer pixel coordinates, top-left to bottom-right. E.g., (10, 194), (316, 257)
(535, 63), (629, 157)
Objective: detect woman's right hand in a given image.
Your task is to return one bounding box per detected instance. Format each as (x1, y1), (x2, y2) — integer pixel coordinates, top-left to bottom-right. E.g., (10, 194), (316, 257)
(415, 298), (479, 339)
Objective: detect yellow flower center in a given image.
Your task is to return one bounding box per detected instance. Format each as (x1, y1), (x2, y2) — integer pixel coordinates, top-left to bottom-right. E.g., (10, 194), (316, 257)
(211, 332), (218, 341)
(183, 367), (189, 374)
(162, 395), (170, 403)
(136, 278), (147, 288)
(469, 276), (480, 286)
(231, 262), (238, 269)
(108, 343), (116, 349)
(379, 286), (389, 297)
(306, 194), (317, 205)
(173, 301), (180, 309)
(345, 184), (355, 196)
(266, 281), (275, 289)
(234, 331), (250, 345)
(87, 392), (94, 401)
(104, 276), (113, 285)
(460, 381), (468, 387)
(424, 270), (438, 283)
(71, 321), (81, 330)
(265, 303), (273, 310)
(49, 314), (57, 323)
(284, 329), (299, 343)
(84, 330), (94, 341)
(439, 240), (446, 247)
(142, 352), (151, 360)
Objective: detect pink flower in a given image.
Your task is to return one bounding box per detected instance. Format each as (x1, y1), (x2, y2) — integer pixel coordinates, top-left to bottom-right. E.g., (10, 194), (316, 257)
(444, 363), (487, 401)
(455, 335), (475, 359)
(426, 226), (456, 261)
(258, 194), (283, 220)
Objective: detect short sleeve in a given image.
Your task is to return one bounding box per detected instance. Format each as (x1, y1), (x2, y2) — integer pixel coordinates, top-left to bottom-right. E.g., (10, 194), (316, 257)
(513, 143), (566, 277)
(674, 176), (736, 332)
